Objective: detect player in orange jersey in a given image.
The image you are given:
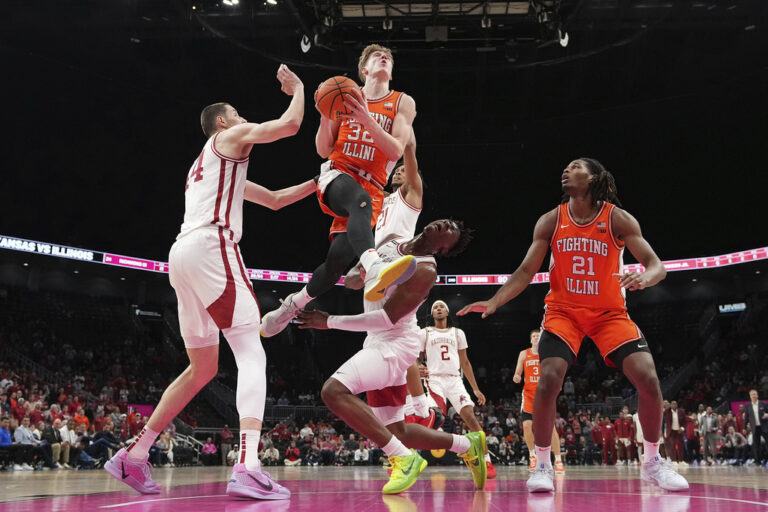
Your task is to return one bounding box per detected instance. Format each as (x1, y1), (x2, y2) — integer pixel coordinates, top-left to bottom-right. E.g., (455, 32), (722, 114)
(513, 329), (564, 473)
(261, 45), (417, 338)
(459, 158), (688, 493)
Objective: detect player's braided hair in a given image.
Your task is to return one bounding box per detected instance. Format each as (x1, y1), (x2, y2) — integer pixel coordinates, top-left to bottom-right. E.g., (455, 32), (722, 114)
(561, 158), (622, 208)
(441, 219), (474, 258)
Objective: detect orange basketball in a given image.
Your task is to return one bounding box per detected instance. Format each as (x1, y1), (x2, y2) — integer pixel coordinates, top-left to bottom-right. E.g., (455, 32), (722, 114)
(315, 76), (361, 121)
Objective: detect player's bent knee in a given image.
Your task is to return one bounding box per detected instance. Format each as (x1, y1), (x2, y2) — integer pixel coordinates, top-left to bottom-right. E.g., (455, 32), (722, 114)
(321, 378), (348, 405)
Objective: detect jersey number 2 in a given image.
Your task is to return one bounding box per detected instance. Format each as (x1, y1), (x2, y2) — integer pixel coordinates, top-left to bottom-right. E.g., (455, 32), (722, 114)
(440, 345), (450, 361)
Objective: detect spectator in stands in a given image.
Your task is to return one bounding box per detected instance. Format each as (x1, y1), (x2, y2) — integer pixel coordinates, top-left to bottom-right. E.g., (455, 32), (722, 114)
(29, 402), (45, 426)
(226, 444), (239, 466)
(724, 426), (748, 465)
(744, 389), (768, 466)
(87, 420), (124, 463)
(700, 406), (719, 465)
(354, 441), (369, 466)
(684, 412), (700, 465)
(42, 418), (66, 468)
(155, 432), (174, 467)
(220, 424), (234, 466)
(284, 440), (300, 466)
(0, 415), (27, 471)
(201, 437), (218, 466)
(60, 419), (78, 468)
(319, 434), (337, 466)
(14, 416), (55, 469)
(505, 412), (517, 431)
(260, 441), (280, 466)
(73, 407), (90, 432)
(664, 400), (687, 464)
(486, 432), (500, 456)
(0, 393), (10, 416)
(299, 423), (313, 439)
(47, 404), (64, 424)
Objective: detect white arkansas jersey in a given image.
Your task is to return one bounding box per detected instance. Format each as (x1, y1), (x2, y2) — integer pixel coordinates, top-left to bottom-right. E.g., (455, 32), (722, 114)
(363, 238), (436, 354)
(375, 186), (421, 247)
(421, 327), (468, 377)
(178, 132), (249, 243)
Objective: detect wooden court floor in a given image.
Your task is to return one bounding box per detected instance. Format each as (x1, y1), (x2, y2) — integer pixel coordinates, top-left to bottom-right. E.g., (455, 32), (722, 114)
(1, 464), (767, 511)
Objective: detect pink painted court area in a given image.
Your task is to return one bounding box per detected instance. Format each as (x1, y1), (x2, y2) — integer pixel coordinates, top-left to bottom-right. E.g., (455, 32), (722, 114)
(2, 466), (768, 511)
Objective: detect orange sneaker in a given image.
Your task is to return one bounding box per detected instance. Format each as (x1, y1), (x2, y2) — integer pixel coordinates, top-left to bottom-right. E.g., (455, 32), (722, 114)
(554, 460), (565, 473)
(529, 454), (537, 472)
(486, 461), (496, 479)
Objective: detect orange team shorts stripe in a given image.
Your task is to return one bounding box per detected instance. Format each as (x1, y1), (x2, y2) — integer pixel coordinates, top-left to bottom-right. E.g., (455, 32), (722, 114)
(542, 306), (643, 367)
(316, 172), (383, 236)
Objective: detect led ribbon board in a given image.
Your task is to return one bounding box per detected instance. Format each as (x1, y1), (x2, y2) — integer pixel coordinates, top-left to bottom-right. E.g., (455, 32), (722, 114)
(1, 234), (765, 286)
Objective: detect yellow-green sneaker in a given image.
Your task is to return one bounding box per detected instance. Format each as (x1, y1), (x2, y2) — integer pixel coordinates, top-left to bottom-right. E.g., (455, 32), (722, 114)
(382, 449), (427, 495)
(459, 431), (487, 489)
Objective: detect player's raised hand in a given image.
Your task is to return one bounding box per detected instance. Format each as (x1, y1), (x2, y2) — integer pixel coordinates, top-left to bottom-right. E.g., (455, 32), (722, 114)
(474, 389), (486, 406)
(296, 309), (329, 330)
(277, 64), (303, 96)
(457, 300), (497, 319)
(612, 271), (648, 291)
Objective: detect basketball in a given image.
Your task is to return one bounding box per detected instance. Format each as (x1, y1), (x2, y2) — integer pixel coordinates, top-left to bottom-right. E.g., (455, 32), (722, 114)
(315, 76), (361, 121)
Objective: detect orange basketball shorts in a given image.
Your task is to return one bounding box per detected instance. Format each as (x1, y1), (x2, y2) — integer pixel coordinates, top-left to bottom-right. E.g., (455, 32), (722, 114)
(541, 306), (643, 367)
(316, 172), (383, 237)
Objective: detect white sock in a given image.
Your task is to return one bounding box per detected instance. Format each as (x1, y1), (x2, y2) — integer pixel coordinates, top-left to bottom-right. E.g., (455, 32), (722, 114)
(404, 394), (415, 416)
(126, 426), (160, 462)
(643, 440), (660, 463)
(412, 394), (430, 418)
(450, 434), (471, 454)
(291, 287), (314, 309)
(359, 249), (380, 273)
(382, 435), (411, 457)
(555, 454), (562, 462)
(484, 453), (491, 463)
(535, 445), (552, 469)
(241, 429), (262, 470)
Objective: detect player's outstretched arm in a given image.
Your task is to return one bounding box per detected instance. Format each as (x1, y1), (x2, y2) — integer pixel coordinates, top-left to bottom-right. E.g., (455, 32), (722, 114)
(401, 127), (423, 209)
(458, 209), (556, 318)
(610, 208), (667, 291)
(342, 90), (416, 162)
(343, 264), (364, 290)
(243, 179), (316, 211)
(458, 348), (485, 405)
(512, 350), (526, 384)
(221, 65), (304, 149)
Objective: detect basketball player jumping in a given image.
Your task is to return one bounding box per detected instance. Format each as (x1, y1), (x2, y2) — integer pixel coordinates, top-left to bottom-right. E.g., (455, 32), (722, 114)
(459, 158), (688, 492)
(297, 220), (486, 494)
(261, 44), (418, 337)
(343, 129), (438, 432)
(105, 65), (309, 500)
(421, 300), (497, 478)
(513, 329), (565, 473)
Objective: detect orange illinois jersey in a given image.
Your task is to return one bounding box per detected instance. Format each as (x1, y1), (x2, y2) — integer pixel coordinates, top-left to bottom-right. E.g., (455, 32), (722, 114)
(328, 90), (403, 187)
(521, 348), (540, 413)
(545, 202), (626, 311)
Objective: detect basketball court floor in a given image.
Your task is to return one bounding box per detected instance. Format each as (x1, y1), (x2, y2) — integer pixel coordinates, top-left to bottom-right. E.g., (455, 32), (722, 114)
(1, 465), (767, 511)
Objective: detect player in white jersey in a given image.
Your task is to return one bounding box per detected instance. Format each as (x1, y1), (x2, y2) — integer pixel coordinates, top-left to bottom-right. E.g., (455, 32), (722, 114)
(297, 220), (487, 494)
(420, 300), (496, 478)
(342, 129), (436, 429)
(105, 65), (311, 501)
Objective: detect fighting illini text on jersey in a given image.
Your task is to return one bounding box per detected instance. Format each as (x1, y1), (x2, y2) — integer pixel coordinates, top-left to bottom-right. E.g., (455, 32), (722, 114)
(521, 348), (539, 413)
(179, 133), (249, 243)
(328, 91), (403, 187)
(545, 202), (626, 311)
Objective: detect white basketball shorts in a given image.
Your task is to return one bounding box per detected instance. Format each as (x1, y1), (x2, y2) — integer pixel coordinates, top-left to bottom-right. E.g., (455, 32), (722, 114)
(169, 227), (261, 348)
(426, 375), (474, 415)
(332, 334), (420, 426)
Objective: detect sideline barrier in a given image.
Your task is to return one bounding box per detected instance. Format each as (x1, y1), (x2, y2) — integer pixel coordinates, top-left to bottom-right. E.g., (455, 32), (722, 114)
(1, 234), (765, 286)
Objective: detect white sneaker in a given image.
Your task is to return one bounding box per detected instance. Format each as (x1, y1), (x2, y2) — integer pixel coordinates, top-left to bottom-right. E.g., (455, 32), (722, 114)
(21, 463), (33, 471)
(642, 456), (689, 491)
(363, 255), (417, 302)
(260, 292), (302, 337)
(13, 464), (23, 471)
(63, 463), (71, 469)
(527, 465), (555, 493)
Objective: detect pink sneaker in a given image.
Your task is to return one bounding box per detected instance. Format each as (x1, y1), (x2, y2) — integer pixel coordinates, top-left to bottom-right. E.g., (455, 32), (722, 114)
(104, 448), (162, 494)
(227, 464), (290, 500)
